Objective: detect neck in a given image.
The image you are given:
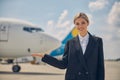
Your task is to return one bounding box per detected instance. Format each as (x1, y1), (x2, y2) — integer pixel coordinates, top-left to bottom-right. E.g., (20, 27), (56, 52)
(79, 31), (88, 37)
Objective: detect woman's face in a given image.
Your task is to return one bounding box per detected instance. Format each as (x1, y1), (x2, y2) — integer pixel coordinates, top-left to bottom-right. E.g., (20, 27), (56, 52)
(74, 17), (88, 33)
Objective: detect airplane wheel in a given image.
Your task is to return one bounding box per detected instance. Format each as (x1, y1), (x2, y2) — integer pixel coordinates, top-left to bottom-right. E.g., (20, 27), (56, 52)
(12, 65), (21, 72)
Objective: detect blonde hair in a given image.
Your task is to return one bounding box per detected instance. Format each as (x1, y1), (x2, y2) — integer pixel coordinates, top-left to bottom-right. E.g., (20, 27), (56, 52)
(74, 12), (89, 24)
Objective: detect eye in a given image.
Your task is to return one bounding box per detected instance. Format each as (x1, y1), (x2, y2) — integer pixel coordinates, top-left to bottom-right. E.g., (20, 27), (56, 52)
(81, 21), (85, 24)
(75, 22), (86, 26)
(75, 23), (79, 25)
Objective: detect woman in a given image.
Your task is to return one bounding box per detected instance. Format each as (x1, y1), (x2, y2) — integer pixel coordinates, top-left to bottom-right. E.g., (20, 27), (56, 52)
(31, 12), (105, 80)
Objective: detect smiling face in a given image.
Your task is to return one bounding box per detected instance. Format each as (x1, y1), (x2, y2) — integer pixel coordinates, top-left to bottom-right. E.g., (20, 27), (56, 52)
(73, 13), (89, 36)
(74, 17), (89, 34)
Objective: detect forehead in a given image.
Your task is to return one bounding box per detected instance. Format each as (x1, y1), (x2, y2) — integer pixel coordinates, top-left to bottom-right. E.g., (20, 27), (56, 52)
(75, 17), (87, 22)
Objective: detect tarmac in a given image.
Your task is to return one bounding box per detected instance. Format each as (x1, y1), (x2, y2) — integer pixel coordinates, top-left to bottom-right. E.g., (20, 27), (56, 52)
(0, 61), (120, 80)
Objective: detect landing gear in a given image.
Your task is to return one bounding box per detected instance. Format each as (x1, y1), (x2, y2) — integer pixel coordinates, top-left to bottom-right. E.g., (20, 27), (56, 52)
(12, 65), (21, 72)
(7, 59), (14, 64)
(12, 58), (21, 72)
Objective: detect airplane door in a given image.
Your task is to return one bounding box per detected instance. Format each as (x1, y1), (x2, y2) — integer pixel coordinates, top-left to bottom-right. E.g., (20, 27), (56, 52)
(0, 25), (9, 41)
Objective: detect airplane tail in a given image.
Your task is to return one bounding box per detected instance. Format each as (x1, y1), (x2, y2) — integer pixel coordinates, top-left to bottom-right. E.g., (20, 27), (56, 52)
(50, 27), (79, 56)
(62, 27), (79, 44)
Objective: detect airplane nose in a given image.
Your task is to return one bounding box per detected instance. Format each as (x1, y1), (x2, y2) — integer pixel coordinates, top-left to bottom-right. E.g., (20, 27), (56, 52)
(48, 36), (61, 50)
(51, 37), (61, 49)
(41, 33), (61, 53)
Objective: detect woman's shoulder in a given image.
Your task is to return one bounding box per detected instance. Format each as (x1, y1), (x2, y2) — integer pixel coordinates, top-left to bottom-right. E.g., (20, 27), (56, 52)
(88, 32), (102, 41)
(92, 35), (103, 41)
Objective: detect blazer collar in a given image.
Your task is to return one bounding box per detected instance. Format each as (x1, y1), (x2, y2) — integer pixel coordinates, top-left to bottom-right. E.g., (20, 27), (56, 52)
(84, 32), (96, 58)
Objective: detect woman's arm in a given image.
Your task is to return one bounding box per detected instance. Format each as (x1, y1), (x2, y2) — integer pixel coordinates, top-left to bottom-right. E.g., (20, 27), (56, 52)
(31, 41), (70, 69)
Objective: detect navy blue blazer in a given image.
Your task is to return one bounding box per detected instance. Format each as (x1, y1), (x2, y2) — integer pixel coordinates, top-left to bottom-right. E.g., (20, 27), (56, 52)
(42, 32), (105, 80)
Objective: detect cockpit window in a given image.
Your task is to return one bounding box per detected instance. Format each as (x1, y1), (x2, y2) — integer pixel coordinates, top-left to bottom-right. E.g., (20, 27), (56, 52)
(23, 27), (44, 33)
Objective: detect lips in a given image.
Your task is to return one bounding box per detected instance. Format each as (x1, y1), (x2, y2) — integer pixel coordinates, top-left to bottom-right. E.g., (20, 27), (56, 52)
(78, 27), (84, 31)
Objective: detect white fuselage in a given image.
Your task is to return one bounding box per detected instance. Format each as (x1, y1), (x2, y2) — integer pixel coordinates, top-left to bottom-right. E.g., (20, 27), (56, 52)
(0, 19), (61, 58)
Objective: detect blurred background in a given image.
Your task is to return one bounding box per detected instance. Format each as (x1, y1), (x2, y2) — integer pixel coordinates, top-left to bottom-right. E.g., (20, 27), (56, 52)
(0, 0), (119, 60)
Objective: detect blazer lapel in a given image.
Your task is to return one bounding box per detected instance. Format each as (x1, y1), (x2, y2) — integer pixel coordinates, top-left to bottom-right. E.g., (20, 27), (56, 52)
(74, 36), (88, 71)
(84, 32), (96, 59)
(75, 36), (83, 54)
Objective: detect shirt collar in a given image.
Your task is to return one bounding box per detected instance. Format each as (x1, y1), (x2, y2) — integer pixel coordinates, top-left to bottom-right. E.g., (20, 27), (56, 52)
(78, 33), (89, 41)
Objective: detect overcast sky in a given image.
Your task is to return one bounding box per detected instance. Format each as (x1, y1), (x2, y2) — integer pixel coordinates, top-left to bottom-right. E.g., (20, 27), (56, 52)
(0, 0), (120, 59)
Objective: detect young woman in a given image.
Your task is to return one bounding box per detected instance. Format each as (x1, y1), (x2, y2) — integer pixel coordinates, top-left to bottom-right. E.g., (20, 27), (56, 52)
(32, 12), (105, 80)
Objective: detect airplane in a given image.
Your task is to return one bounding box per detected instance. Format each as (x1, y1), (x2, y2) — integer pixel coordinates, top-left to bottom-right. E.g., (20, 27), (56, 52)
(0, 18), (79, 72)
(0, 18), (61, 72)
(11, 26), (79, 63)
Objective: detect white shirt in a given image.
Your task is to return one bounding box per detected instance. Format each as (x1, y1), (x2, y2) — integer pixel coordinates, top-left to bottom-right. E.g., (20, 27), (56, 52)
(78, 33), (89, 54)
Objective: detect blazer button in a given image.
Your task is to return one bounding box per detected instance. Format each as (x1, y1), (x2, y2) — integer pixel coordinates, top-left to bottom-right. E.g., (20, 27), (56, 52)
(78, 72), (81, 75)
(86, 72), (89, 74)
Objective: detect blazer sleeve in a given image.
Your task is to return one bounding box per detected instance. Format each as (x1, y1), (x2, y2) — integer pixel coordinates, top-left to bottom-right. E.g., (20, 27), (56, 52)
(41, 41), (69, 69)
(97, 38), (105, 80)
